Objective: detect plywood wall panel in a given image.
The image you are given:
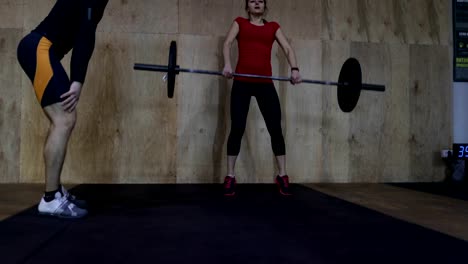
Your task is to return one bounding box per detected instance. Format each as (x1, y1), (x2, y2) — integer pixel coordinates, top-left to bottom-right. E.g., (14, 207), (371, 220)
(319, 40), (352, 182)
(377, 44), (412, 182)
(322, 0), (451, 45)
(0, 29), (23, 183)
(22, 0), (178, 34)
(431, 0), (451, 45)
(362, 0), (406, 44)
(179, 0), (322, 40)
(22, 0), (54, 32)
(175, 35), (229, 183)
(268, 0), (322, 40)
(409, 44), (451, 182)
(402, 0), (450, 45)
(67, 33), (178, 183)
(348, 42), (401, 182)
(99, 0), (178, 34)
(322, 0), (368, 42)
(0, 0), (24, 29)
(179, 0), (243, 36)
(281, 40), (323, 183)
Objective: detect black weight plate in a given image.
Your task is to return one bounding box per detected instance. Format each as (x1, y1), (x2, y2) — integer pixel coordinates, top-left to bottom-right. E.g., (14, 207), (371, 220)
(337, 58), (362, 112)
(167, 41), (177, 98)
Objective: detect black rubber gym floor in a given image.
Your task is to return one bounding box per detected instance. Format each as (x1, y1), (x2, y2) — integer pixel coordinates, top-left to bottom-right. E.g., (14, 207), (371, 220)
(1, 184), (467, 264)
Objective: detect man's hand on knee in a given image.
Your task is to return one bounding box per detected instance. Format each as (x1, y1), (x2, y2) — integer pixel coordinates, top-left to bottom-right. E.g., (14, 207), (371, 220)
(60, 81), (82, 112)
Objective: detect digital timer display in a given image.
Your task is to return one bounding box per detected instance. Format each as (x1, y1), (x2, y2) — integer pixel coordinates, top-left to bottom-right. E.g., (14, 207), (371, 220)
(453, 144), (468, 159)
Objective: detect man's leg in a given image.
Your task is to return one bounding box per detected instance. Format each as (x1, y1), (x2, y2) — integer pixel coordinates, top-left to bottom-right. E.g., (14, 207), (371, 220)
(42, 103), (76, 192)
(38, 103), (87, 218)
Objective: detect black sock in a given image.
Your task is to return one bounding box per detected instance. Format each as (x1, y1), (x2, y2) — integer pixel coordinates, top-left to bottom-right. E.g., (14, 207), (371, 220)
(43, 188), (64, 202)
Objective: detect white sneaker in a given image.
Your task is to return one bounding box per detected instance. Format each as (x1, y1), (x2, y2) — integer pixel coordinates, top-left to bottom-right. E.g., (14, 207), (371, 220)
(38, 191), (88, 219)
(61, 185), (88, 208)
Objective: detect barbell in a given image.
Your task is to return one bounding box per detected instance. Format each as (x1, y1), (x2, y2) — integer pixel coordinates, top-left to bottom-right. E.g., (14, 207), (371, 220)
(133, 41), (385, 112)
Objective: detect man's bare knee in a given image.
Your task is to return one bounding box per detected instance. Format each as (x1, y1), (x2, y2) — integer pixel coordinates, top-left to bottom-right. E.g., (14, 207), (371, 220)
(52, 112), (76, 133)
(44, 104), (77, 134)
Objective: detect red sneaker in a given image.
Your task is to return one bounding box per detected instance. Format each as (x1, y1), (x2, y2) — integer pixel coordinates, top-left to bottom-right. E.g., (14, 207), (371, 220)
(275, 175), (292, 196)
(223, 176), (236, 196)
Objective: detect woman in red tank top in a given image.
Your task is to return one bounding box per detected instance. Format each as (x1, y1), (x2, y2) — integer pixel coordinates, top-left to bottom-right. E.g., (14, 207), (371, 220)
(222, 0), (302, 196)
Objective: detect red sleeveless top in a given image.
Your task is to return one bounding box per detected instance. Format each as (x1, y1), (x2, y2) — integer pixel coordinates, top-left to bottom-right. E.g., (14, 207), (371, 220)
(234, 17), (280, 83)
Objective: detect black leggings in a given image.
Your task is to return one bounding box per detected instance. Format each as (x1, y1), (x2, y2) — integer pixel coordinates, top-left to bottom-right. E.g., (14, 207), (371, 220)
(227, 81), (286, 156)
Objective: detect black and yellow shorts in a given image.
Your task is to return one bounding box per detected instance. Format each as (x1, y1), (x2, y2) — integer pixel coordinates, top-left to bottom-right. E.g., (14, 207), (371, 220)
(17, 32), (69, 108)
